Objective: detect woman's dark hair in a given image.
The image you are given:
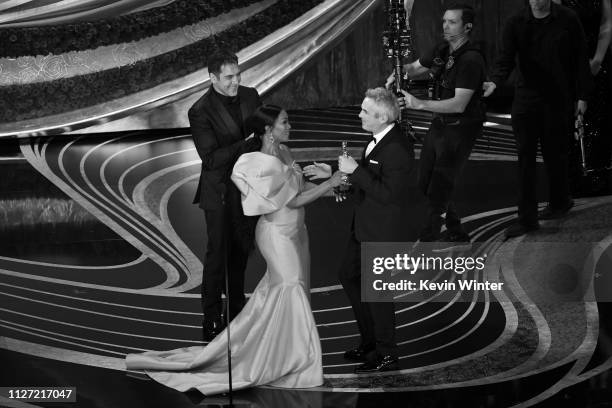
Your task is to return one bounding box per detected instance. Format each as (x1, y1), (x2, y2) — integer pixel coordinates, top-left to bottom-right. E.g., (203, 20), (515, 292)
(246, 105), (283, 137)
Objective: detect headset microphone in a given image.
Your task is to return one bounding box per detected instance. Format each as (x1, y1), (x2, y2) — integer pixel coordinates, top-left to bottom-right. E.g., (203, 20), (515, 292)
(444, 33), (466, 40)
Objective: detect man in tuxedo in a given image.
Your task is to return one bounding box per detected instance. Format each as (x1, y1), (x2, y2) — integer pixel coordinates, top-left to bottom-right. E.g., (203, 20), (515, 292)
(337, 87), (414, 373)
(189, 50), (262, 341)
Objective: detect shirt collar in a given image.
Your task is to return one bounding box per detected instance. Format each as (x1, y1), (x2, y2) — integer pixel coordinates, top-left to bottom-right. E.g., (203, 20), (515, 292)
(449, 39), (471, 56)
(371, 123), (395, 144)
(211, 85), (239, 105)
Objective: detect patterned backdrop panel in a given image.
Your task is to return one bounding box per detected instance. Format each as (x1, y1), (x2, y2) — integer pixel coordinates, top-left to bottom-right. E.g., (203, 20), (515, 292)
(0, 1), (274, 85)
(0, 0), (173, 27)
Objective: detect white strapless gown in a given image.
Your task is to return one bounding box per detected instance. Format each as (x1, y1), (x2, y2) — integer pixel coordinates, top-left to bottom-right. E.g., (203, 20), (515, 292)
(125, 152), (323, 395)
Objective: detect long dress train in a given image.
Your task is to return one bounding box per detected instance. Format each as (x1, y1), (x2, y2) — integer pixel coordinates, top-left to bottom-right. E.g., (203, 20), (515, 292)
(125, 152), (323, 395)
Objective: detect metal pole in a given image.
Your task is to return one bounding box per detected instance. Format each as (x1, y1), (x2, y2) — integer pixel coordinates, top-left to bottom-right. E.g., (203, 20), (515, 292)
(224, 235), (233, 406)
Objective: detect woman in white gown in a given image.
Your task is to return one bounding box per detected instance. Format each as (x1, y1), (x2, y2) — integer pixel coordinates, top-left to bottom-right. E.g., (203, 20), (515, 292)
(125, 105), (343, 395)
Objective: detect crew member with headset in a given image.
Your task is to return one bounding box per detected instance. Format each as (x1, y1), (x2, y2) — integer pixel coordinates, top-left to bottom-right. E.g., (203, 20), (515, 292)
(387, 2), (486, 249)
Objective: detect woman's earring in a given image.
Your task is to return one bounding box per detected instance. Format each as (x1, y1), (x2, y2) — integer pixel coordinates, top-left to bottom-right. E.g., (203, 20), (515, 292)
(269, 136), (275, 142)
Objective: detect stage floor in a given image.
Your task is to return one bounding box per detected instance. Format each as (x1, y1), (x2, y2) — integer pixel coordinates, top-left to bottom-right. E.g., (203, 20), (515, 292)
(1, 107), (611, 407)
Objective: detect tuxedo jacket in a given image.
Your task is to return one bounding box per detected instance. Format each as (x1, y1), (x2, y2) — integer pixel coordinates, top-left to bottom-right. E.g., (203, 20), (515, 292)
(189, 86), (262, 210)
(349, 124), (414, 242)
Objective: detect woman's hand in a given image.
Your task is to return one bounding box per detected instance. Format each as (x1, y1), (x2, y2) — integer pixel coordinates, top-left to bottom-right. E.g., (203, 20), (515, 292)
(291, 161), (303, 174)
(303, 162), (331, 180)
(328, 171), (345, 188)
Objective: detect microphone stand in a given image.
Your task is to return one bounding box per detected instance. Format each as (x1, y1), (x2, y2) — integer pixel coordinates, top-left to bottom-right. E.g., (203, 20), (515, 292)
(224, 259), (234, 406)
(201, 235), (250, 408)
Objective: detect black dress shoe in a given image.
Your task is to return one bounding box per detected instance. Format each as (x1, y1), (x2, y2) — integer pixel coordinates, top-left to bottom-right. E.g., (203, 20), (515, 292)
(354, 355), (399, 373)
(202, 320), (225, 342)
(343, 344), (375, 361)
(538, 200), (574, 220)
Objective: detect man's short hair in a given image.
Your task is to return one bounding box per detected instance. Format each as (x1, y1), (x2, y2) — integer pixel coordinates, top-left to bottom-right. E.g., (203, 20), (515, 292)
(364, 87), (400, 123)
(445, 3), (475, 27)
(208, 50), (238, 76)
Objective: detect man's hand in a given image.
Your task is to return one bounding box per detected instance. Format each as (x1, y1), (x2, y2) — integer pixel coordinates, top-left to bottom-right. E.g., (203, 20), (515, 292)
(399, 89), (423, 110)
(334, 191), (347, 202)
(397, 94), (407, 109)
(385, 72), (396, 90)
(338, 155), (358, 174)
(329, 171), (347, 202)
(590, 58), (602, 76)
(482, 82), (496, 98)
(576, 100), (588, 116)
(303, 162), (332, 180)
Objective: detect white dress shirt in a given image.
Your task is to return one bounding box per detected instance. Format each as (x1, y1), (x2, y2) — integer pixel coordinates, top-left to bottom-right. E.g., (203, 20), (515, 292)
(365, 123), (395, 158)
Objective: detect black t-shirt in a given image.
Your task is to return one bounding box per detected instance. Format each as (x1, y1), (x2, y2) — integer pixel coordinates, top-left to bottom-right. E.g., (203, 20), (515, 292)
(490, 4), (592, 112)
(211, 86), (244, 136)
(420, 41), (486, 122)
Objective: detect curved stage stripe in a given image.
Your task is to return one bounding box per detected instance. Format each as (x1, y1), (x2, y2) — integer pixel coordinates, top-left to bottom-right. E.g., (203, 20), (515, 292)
(0, 0), (166, 27)
(0, 254), (146, 270)
(2, 113), (610, 405)
(1, 198), (588, 382)
(2, 199), (610, 399)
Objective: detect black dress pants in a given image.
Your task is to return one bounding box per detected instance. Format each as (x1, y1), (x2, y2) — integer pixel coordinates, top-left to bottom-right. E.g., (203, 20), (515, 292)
(511, 103), (573, 224)
(202, 206), (248, 327)
(338, 231), (397, 359)
(418, 118), (480, 240)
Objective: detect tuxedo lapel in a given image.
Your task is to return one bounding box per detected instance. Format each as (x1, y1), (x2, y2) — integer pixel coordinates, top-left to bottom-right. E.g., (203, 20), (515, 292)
(366, 125), (398, 162)
(361, 141), (367, 163)
(239, 89), (252, 135)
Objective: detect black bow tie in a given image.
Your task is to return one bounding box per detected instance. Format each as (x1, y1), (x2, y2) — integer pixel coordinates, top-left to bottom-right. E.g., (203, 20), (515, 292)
(370, 136), (377, 144)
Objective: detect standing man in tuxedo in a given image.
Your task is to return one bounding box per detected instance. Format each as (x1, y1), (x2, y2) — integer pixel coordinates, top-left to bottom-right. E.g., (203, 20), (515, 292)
(189, 50), (262, 341)
(337, 87), (414, 373)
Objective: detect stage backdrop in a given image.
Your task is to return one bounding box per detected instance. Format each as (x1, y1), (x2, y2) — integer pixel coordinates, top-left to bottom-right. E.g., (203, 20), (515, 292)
(0, 0), (526, 135)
